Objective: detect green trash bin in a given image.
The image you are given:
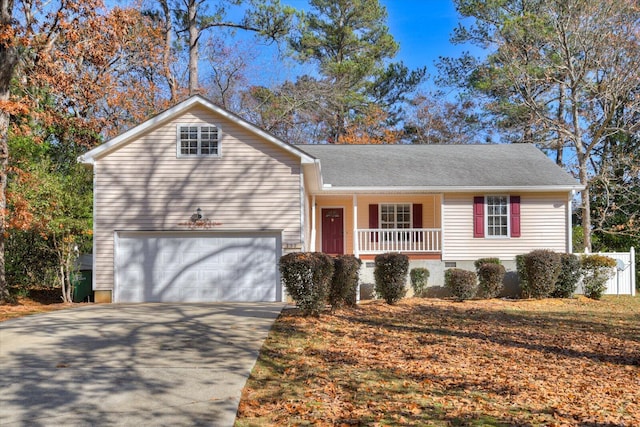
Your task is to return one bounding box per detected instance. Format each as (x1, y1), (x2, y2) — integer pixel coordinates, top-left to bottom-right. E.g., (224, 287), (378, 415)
(72, 270), (93, 302)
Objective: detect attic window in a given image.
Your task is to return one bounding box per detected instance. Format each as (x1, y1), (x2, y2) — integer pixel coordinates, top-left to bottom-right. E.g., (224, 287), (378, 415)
(177, 124), (220, 157)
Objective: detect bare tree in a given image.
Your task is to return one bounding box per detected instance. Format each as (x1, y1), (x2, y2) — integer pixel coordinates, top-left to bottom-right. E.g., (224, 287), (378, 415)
(442, 0), (640, 251)
(170, 0), (294, 96)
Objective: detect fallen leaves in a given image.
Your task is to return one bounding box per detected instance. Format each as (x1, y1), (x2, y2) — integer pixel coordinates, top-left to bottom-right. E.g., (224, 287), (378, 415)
(0, 289), (74, 322)
(236, 297), (640, 426)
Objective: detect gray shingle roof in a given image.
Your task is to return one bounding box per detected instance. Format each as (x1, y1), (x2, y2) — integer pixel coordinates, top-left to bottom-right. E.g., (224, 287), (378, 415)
(299, 144), (580, 188)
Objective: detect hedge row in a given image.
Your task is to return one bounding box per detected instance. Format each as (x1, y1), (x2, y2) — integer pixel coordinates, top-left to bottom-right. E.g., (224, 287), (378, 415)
(447, 251), (616, 301)
(516, 250), (616, 300)
(279, 253), (361, 316)
(282, 249), (617, 315)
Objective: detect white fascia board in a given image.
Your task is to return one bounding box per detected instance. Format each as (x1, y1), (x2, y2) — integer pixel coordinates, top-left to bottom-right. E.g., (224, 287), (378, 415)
(308, 184), (585, 195)
(77, 95), (315, 165)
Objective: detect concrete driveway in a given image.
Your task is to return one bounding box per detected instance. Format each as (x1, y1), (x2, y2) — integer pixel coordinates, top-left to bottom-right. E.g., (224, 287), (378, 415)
(0, 303), (284, 426)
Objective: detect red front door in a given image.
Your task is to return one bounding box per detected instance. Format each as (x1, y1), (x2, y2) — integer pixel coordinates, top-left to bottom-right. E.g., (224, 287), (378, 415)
(322, 208), (344, 255)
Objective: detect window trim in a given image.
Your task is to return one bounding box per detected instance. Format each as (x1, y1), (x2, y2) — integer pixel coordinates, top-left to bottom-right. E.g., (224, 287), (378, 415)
(176, 123), (221, 158)
(484, 195), (510, 239)
(379, 203), (412, 229)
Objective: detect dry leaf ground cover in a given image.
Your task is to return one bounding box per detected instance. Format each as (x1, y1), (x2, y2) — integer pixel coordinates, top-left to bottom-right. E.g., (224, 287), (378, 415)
(237, 296), (640, 426)
(0, 288), (75, 322)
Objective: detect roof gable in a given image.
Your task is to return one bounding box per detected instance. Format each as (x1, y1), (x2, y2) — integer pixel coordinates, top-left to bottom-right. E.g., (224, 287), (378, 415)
(78, 95), (315, 164)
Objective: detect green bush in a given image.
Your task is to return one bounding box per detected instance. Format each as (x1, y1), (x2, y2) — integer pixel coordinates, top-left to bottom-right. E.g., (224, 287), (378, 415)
(6, 229), (59, 290)
(473, 257), (501, 274)
(552, 254), (581, 298)
(477, 263), (506, 298)
(410, 267), (430, 297)
(329, 255), (362, 311)
(522, 250), (562, 298)
(444, 268), (477, 301)
(374, 253), (409, 304)
(279, 252), (334, 316)
(581, 254), (616, 300)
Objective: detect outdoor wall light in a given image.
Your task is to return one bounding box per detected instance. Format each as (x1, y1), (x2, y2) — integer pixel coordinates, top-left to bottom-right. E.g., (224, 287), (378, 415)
(191, 207), (203, 222)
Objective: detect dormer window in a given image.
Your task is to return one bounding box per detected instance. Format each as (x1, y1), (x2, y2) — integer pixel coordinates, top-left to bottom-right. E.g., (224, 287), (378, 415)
(177, 124), (220, 157)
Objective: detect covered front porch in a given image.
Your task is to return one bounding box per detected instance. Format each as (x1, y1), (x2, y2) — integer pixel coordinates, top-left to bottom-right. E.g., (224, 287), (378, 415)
(308, 194), (442, 258)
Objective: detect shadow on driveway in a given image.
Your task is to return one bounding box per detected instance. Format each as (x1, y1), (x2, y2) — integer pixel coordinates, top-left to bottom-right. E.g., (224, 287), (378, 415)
(0, 303), (284, 426)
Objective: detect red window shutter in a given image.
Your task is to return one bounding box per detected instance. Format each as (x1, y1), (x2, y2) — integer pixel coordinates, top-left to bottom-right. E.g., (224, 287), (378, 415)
(369, 204), (379, 242)
(473, 196), (484, 238)
(412, 204), (423, 228)
(510, 196), (521, 237)
(413, 204), (423, 242)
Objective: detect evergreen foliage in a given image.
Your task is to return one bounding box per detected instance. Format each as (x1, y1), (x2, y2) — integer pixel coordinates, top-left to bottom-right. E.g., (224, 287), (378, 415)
(374, 253), (409, 304)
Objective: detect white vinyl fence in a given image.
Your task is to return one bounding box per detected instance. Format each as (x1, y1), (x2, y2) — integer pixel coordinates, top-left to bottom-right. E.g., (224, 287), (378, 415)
(574, 248), (636, 296)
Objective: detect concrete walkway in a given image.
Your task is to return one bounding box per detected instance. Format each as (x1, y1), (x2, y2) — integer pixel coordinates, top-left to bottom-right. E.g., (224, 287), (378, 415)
(0, 303), (284, 426)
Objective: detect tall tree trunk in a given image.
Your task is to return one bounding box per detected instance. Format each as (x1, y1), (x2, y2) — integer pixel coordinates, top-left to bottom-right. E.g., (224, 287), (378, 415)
(579, 160), (591, 252)
(556, 84), (565, 166)
(187, 0), (199, 95)
(159, 0), (177, 101)
(0, 0), (18, 302)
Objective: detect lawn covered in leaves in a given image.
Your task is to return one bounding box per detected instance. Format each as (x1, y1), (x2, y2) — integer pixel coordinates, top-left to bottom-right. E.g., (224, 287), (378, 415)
(237, 296), (640, 426)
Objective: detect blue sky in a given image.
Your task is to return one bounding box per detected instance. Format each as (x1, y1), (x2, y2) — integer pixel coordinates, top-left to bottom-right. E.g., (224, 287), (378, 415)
(276, 0), (477, 86)
(383, 1), (466, 76)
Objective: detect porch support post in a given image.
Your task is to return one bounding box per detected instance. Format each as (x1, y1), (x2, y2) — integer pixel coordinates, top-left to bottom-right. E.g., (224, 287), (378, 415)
(439, 193), (445, 257)
(353, 194), (359, 258)
(353, 194), (360, 303)
(310, 195), (316, 252)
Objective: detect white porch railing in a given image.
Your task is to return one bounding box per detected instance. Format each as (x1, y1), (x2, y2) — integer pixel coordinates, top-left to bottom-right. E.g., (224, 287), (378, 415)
(357, 228), (441, 254)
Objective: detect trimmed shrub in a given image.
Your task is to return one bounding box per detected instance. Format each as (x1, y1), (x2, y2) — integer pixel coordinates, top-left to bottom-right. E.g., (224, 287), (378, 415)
(329, 255), (362, 311)
(444, 268), (477, 301)
(279, 252), (334, 316)
(552, 253), (581, 298)
(581, 254), (616, 300)
(473, 257), (502, 274)
(477, 263), (506, 298)
(522, 249), (562, 298)
(410, 267), (430, 297)
(374, 253), (409, 304)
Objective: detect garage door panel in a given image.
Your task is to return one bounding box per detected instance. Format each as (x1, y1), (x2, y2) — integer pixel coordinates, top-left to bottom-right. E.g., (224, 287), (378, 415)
(115, 233), (280, 303)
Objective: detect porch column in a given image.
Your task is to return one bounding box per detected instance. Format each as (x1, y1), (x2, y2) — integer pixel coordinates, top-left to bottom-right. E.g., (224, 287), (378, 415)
(353, 194), (359, 258)
(310, 195), (316, 252)
(353, 194), (360, 303)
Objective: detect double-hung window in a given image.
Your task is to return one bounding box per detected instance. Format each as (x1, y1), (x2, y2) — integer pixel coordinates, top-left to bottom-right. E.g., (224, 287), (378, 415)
(380, 204), (411, 241)
(177, 124), (220, 157)
(485, 196), (509, 237)
(380, 204), (411, 229)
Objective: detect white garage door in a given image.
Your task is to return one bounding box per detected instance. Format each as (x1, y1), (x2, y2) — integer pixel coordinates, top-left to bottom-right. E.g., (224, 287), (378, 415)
(115, 232), (281, 303)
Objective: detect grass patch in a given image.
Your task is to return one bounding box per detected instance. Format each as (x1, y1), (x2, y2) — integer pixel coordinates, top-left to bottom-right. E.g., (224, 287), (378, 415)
(237, 296), (640, 426)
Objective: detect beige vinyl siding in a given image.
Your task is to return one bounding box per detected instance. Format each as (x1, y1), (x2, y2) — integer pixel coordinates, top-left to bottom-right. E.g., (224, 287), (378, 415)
(312, 194), (441, 253)
(93, 105), (302, 290)
(442, 192), (568, 261)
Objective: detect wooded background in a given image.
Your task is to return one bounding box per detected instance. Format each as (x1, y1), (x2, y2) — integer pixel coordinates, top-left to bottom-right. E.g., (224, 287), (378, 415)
(0, 0), (638, 301)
